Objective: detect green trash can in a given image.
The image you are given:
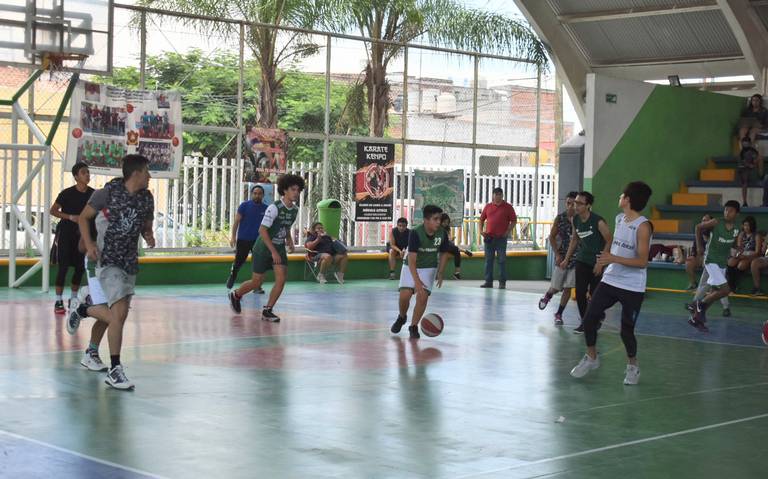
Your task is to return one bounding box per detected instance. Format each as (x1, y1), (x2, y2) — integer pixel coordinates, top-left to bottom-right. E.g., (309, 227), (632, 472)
(317, 199), (342, 239)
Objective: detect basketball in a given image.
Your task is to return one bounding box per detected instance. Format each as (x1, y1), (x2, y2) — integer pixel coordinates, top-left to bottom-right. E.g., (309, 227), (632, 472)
(420, 313), (444, 337)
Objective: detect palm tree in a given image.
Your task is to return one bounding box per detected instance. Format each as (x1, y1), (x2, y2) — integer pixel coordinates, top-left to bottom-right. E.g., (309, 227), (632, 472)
(320, 0), (548, 137)
(138, 0), (320, 128)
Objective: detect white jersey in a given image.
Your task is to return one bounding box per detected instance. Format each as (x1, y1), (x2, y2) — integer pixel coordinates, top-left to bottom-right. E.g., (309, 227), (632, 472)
(602, 213), (650, 293)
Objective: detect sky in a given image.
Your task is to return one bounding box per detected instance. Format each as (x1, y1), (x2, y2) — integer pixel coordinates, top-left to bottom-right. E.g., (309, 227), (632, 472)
(107, 0), (583, 132)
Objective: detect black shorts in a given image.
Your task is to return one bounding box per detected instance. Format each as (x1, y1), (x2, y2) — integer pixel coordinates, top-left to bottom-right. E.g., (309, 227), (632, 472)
(57, 231), (85, 266)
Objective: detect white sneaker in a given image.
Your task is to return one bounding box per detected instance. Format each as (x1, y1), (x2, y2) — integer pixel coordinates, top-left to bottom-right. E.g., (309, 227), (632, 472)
(623, 364), (640, 385)
(318, 274), (327, 284)
(334, 272), (344, 284)
(80, 350), (108, 372)
(105, 365), (134, 390)
(570, 354), (600, 378)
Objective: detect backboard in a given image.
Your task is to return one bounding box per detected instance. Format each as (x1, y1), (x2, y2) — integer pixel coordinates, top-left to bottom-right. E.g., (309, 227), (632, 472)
(0, 0), (113, 74)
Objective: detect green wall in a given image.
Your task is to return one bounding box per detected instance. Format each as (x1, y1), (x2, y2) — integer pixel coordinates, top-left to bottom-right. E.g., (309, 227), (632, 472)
(0, 255), (546, 287)
(591, 86), (743, 227)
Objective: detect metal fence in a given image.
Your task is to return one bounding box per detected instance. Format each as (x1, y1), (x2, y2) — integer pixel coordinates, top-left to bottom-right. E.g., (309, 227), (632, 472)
(0, 150), (556, 253)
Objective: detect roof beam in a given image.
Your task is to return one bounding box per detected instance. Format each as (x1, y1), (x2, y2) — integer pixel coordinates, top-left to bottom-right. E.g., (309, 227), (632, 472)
(718, 0), (768, 91)
(557, 2), (720, 23)
(593, 54), (744, 67)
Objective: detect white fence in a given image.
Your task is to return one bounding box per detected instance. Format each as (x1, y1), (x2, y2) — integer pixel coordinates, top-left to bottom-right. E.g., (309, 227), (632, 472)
(0, 153), (557, 253)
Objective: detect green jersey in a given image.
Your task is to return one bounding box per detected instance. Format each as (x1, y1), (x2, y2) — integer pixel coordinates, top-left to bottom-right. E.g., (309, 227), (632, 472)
(573, 212), (606, 267)
(255, 199), (298, 248)
(404, 224), (449, 269)
(704, 220), (739, 267)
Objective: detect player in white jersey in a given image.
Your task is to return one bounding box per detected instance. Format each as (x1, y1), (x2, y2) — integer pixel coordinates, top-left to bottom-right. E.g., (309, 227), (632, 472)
(570, 181), (653, 385)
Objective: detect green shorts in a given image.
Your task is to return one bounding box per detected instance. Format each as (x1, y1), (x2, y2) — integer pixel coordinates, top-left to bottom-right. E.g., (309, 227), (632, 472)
(252, 242), (288, 274)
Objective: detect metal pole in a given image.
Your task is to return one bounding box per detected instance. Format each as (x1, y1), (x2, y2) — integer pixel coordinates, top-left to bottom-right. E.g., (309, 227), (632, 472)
(235, 23), (244, 225)
(139, 11), (146, 89)
(469, 55), (479, 247)
(9, 102), (18, 286)
(401, 46), (408, 218)
(322, 34), (331, 199)
(42, 148), (51, 292)
(532, 66), (542, 249)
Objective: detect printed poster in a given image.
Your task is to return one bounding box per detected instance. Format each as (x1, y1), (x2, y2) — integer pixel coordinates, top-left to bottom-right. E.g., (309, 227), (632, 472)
(354, 142), (394, 222)
(243, 127), (287, 183)
(413, 169), (465, 224)
(65, 81), (183, 179)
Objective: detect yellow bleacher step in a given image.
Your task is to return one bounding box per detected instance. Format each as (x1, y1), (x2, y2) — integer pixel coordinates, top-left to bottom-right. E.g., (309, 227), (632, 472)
(649, 219), (681, 234)
(699, 168), (735, 182)
(672, 193), (708, 206)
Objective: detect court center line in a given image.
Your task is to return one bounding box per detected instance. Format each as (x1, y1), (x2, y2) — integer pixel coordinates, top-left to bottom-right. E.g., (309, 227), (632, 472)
(0, 429), (168, 479)
(565, 381), (768, 415)
(455, 412), (768, 479)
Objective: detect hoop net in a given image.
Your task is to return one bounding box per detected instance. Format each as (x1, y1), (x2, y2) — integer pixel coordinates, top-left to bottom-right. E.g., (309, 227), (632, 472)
(38, 51), (88, 85)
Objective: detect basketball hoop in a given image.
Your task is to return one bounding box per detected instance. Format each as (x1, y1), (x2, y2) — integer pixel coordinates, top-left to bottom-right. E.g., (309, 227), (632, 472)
(38, 51), (89, 82)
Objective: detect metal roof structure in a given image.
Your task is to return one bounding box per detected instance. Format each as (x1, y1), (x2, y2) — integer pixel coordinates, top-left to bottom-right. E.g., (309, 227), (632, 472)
(515, 0), (768, 122)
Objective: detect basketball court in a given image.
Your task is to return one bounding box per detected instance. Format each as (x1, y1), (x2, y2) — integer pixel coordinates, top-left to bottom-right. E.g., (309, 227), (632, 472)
(0, 281), (766, 478)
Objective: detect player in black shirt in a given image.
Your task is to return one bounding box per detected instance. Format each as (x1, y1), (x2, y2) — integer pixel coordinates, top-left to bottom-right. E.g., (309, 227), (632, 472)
(50, 162), (94, 313)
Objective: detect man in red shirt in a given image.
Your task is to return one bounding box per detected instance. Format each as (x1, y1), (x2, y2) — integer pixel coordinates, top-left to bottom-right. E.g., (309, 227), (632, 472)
(479, 187), (517, 289)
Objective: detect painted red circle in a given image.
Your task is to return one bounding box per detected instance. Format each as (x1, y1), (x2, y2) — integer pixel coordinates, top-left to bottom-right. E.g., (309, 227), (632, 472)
(72, 128), (83, 139)
(172, 136), (179, 147)
(126, 104), (134, 113)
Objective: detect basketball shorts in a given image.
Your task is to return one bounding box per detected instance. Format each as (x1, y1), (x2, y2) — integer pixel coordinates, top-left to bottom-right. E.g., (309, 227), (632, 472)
(84, 257), (107, 306)
(703, 263), (728, 287)
(399, 266), (436, 295)
(550, 265), (575, 290)
(99, 265), (136, 307)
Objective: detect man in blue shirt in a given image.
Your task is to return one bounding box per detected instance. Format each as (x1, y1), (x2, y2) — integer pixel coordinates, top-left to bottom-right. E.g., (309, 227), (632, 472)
(227, 185), (267, 291)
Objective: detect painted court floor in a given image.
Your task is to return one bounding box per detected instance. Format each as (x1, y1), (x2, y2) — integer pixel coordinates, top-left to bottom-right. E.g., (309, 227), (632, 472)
(0, 280), (767, 478)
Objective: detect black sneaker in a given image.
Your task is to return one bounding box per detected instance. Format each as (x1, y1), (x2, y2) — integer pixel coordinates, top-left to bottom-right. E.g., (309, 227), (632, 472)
(228, 291), (242, 314)
(408, 325), (420, 339)
(391, 315), (407, 333)
(453, 272), (461, 280)
(255, 287), (265, 294)
(688, 317), (710, 333)
(480, 283), (493, 288)
(722, 308), (731, 317)
(66, 297), (83, 335)
(388, 272), (396, 280)
(54, 300), (65, 314)
(262, 307), (281, 322)
(226, 274), (235, 290)
(498, 282), (506, 289)
(684, 302), (695, 313)
(462, 249), (474, 257)
(573, 323), (584, 334)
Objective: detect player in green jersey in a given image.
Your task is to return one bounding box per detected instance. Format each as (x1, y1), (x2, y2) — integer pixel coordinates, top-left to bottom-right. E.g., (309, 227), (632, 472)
(228, 174), (305, 322)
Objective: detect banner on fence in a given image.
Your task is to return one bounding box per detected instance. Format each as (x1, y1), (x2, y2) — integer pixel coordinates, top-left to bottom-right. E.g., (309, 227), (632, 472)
(354, 142), (394, 222)
(243, 128), (287, 183)
(413, 169), (465, 223)
(65, 81), (183, 179)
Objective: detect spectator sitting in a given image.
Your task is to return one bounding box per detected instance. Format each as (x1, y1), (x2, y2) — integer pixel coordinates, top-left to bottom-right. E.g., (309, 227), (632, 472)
(387, 217), (410, 280)
(726, 216), (763, 291)
(305, 222), (348, 284)
(439, 213), (473, 280)
(738, 94), (767, 146)
(738, 137), (762, 208)
(750, 240), (768, 296)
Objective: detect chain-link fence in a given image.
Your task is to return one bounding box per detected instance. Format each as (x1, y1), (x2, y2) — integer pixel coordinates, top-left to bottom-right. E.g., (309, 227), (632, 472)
(1, 3), (567, 254)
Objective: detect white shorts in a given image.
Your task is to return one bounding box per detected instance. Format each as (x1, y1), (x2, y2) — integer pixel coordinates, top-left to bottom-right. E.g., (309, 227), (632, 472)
(550, 265), (575, 290)
(398, 266), (437, 295)
(84, 258), (107, 306)
(703, 263), (728, 287)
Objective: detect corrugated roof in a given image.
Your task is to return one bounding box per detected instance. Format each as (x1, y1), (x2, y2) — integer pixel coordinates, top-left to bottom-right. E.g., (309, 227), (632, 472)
(562, 10), (740, 64)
